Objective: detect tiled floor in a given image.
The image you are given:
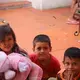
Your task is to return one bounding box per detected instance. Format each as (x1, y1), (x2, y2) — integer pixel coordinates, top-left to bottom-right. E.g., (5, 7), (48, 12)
(0, 4), (80, 68)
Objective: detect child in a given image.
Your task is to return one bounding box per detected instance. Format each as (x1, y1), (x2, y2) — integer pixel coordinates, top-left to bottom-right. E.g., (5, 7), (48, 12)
(0, 19), (43, 80)
(57, 47), (80, 80)
(29, 34), (61, 80)
(67, 0), (80, 24)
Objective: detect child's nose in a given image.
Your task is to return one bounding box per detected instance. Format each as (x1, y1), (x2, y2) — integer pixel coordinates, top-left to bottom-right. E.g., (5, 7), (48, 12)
(41, 49), (44, 53)
(68, 64), (73, 69)
(4, 41), (9, 45)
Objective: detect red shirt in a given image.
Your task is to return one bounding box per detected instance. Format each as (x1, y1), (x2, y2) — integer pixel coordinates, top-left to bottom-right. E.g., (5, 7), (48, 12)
(29, 53), (60, 80)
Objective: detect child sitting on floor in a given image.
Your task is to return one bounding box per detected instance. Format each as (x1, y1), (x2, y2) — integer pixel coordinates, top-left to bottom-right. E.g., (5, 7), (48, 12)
(57, 47), (80, 80)
(29, 34), (60, 80)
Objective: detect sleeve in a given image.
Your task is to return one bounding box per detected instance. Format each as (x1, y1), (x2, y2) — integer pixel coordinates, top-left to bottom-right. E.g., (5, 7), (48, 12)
(8, 53), (32, 72)
(52, 56), (61, 76)
(28, 62), (43, 80)
(11, 58), (33, 80)
(55, 58), (61, 72)
(56, 62), (61, 75)
(29, 54), (36, 62)
(15, 56), (32, 79)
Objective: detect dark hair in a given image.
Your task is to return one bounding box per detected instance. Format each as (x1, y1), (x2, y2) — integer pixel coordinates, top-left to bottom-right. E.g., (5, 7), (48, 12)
(63, 47), (80, 61)
(0, 21), (16, 42)
(33, 34), (51, 47)
(0, 19), (28, 56)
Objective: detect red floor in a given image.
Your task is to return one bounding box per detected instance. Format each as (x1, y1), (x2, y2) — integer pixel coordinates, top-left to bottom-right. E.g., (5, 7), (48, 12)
(0, 5), (80, 68)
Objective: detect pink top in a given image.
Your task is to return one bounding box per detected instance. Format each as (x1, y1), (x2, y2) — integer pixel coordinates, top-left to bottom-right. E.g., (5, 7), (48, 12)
(8, 53), (32, 80)
(0, 52), (43, 80)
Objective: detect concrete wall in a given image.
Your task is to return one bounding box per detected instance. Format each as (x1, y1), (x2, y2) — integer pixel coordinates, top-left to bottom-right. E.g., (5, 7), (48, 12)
(0, 0), (71, 10)
(0, 0), (26, 3)
(31, 0), (71, 10)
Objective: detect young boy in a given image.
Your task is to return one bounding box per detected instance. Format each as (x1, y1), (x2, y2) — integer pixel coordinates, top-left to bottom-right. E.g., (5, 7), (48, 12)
(29, 34), (60, 80)
(57, 47), (80, 80)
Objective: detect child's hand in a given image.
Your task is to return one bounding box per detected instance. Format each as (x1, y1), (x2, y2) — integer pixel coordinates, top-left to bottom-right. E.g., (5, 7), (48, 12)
(64, 70), (74, 80)
(67, 73), (73, 80)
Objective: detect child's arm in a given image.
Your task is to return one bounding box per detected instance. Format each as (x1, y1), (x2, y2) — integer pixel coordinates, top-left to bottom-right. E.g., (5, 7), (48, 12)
(8, 53), (32, 75)
(28, 62), (43, 80)
(12, 57), (32, 80)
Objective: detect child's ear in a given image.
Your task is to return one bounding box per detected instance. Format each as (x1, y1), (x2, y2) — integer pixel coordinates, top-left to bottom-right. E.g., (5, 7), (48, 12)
(62, 61), (64, 64)
(32, 47), (35, 52)
(50, 47), (52, 52)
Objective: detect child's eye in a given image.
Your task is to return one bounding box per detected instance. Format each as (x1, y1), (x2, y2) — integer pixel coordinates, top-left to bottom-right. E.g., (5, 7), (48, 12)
(37, 47), (48, 51)
(72, 63), (77, 66)
(64, 62), (70, 66)
(0, 40), (4, 43)
(8, 38), (12, 41)
(44, 47), (48, 50)
(37, 47), (41, 51)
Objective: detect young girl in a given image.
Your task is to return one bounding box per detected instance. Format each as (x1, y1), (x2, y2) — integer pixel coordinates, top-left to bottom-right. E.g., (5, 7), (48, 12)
(67, 0), (80, 24)
(0, 19), (43, 80)
(57, 47), (80, 80)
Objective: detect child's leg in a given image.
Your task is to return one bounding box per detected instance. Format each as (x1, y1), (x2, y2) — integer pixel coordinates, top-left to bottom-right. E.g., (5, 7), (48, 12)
(71, 3), (78, 19)
(28, 62), (43, 80)
(71, 0), (76, 11)
(67, 3), (79, 24)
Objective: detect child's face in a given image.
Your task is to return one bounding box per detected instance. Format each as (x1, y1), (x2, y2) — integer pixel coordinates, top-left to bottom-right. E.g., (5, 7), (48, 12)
(0, 34), (15, 54)
(33, 42), (51, 61)
(63, 56), (80, 75)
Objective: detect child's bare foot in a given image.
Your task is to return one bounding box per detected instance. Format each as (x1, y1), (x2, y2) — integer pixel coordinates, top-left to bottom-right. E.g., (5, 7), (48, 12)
(66, 18), (79, 25)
